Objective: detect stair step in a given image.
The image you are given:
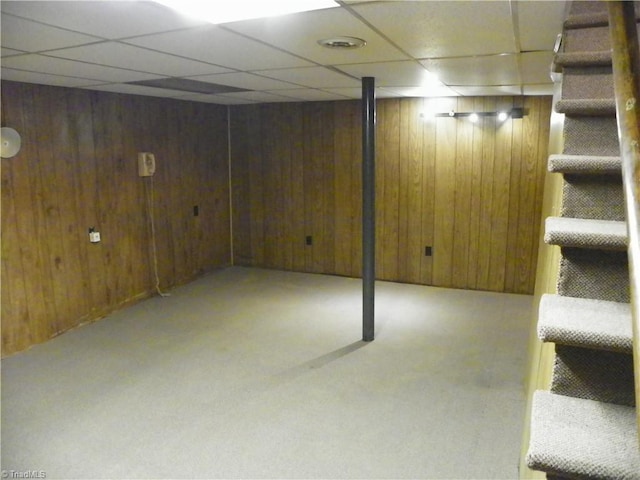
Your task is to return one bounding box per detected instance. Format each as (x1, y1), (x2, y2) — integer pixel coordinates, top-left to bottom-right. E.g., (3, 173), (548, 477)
(526, 391), (640, 480)
(555, 51), (611, 68)
(564, 1), (640, 29)
(545, 217), (627, 250)
(548, 154), (621, 175)
(562, 66), (614, 101)
(561, 176), (624, 221)
(564, 25), (612, 53)
(538, 294), (632, 353)
(552, 345), (636, 406)
(564, 12), (608, 30)
(563, 116), (620, 156)
(555, 99), (616, 116)
(558, 247), (629, 303)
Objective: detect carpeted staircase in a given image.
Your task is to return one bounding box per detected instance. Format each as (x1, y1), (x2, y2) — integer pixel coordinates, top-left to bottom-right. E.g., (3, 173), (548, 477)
(525, 1), (640, 478)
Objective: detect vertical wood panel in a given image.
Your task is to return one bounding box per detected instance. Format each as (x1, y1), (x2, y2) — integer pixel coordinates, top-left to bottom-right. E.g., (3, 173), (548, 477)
(529, 97), (553, 293)
(399, 98), (424, 283)
(248, 105), (265, 267)
(229, 96), (551, 294)
(230, 106), (253, 266)
(290, 104), (306, 273)
(488, 97), (514, 291)
(2, 81), (231, 356)
(432, 103), (458, 287)
(382, 99), (401, 281)
(505, 97), (525, 292)
(279, 104), (294, 271)
(320, 103), (336, 274)
(2, 83), (44, 352)
(420, 98), (438, 285)
(350, 103), (363, 279)
(466, 97), (486, 289)
(334, 101), (355, 277)
(476, 97), (498, 290)
(452, 97), (475, 289)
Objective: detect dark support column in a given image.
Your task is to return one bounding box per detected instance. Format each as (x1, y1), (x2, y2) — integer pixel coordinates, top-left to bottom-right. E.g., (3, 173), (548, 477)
(362, 77), (376, 342)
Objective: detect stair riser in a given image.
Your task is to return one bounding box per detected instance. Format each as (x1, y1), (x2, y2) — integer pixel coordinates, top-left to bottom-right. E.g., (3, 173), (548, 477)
(562, 67), (614, 100)
(563, 117), (620, 156)
(561, 176), (625, 221)
(568, 1), (609, 19)
(558, 248), (629, 303)
(564, 25), (612, 53)
(552, 345), (635, 407)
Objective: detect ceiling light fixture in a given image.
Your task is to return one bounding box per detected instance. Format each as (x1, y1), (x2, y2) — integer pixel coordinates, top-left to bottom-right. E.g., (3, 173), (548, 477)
(318, 36), (367, 49)
(154, 0), (339, 24)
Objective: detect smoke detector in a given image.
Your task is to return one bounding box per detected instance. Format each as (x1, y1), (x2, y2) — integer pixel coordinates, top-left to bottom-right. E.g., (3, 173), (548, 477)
(318, 36), (366, 49)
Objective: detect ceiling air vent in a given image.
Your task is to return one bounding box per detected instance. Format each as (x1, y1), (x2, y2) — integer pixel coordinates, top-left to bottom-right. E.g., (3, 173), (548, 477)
(318, 36), (366, 49)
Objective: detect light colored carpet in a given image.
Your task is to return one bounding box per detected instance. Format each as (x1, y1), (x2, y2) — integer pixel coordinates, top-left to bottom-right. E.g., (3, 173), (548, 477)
(1, 267), (533, 479)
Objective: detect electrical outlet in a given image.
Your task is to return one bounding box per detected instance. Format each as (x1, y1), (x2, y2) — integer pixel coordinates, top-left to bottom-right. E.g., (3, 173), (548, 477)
(89, 228), (101, 243)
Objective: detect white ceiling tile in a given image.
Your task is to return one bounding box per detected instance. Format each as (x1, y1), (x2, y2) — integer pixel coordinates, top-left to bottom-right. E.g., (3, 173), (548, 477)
(382, 85), (460, 98)
(187, 72), (298, 90)
(449, 85), (523, 96)
(257, 66), (359, 88)
(218, 91), (299, 103)
(349, 1), (517, 58)
(178, 94), (253, 105)
(523, 84), (555, 96)
(517, 0), (567, 51)
(336, 61), (439, 87)
(520, 51), (554, 85)
(321, 87), (362, 99)
(1, 68), (106, 88)
(0, 1), (207, 39)
(2, 54), (162, 83)
(46, 42), (230, 77)
(321, 86), (407, 99)
(125, 25), (313, 70)
(224, 7), (408, 65)
(421, 55), (520, 87)
(265, 88), (352, 101)
(1, 14), (101, 52)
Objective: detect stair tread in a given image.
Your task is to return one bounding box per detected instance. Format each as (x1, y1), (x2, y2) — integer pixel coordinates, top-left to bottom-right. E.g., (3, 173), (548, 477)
(538, 294), (632, 352)
(556, 51), (611, 67)
(527, 391), (640, 480)
(545, 217), (627, 250)
(548, 154), (621, 174)
(555, 98), (616, 116)
(564, 12), (609, 29)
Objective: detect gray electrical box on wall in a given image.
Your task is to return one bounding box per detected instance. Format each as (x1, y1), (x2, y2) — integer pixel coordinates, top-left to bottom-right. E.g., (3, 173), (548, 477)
(138, 152), (156, 176)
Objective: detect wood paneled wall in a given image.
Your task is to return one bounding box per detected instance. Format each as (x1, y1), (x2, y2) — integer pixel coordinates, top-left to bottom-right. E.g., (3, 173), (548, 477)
(230, 96), (551, 294)
(1, 81), (231, 355)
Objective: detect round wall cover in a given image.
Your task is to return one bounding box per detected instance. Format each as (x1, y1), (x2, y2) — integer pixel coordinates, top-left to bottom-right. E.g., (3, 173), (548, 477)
(1, 127), (21, 158)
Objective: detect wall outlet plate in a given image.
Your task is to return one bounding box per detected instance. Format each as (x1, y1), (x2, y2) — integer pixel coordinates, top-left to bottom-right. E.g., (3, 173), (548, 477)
(89, 231), (101, 243)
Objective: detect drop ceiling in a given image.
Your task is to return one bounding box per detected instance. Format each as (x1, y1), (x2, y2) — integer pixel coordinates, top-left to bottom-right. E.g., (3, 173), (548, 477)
(1, 0), (567, 105)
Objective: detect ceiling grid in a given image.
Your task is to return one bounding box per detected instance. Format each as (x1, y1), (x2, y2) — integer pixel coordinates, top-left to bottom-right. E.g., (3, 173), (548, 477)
(0, 0), (567, 104)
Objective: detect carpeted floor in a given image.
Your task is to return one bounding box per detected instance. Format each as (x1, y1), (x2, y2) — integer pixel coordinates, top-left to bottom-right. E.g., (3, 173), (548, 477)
(1, 267), (533, 479)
